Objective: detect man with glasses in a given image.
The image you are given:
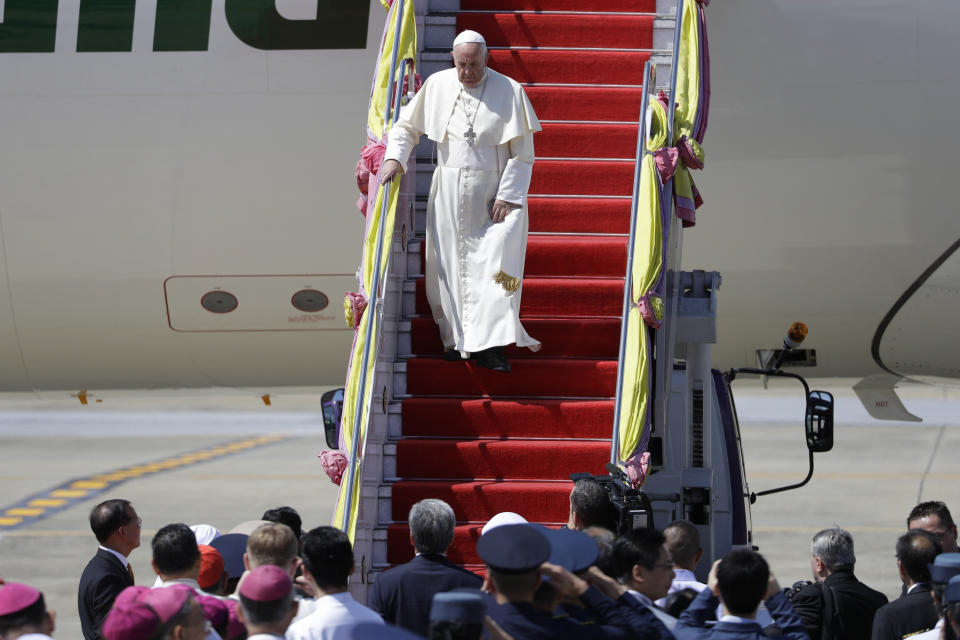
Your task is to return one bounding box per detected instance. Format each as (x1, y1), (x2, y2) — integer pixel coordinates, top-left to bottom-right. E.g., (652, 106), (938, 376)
(613, 527), (679, 630)
(78, 498), (141, 639)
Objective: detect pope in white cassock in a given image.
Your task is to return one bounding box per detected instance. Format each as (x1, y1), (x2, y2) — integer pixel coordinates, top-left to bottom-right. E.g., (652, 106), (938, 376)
(380, 30), (541, 372)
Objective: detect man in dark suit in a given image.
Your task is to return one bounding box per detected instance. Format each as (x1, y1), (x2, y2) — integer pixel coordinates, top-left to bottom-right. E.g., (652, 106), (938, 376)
(791, 527), (888, 640)
(367, 499), (481, 635)
(77, 499), (141, 640)
(872, 529), (940, 640)
(676, 550), (808, 640)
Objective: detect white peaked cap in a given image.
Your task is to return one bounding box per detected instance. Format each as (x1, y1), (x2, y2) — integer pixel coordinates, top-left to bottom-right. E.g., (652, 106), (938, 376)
(453, 30), (486, 47)
(481, 511), (528, 536)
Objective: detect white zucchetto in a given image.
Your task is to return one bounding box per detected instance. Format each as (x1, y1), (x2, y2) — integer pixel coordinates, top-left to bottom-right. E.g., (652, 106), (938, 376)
(453, 30), (486, 47)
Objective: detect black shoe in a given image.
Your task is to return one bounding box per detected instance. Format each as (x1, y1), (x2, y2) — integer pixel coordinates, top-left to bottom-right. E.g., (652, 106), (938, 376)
(474, 346), (511, 373)
(443, 349), (463, 362)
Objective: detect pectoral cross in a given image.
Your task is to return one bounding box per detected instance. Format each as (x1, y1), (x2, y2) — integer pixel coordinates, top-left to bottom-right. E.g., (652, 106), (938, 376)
(464, 125), (477, 145)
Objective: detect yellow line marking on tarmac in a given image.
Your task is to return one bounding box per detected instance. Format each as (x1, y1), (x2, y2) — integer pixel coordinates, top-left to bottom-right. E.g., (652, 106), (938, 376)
(71, 480), (108, 489)
(28, 499), (66, 507)
(0, 434), (291, 532)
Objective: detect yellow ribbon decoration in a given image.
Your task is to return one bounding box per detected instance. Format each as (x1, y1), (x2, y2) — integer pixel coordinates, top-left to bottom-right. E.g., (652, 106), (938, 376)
(616, 97), (669, 470)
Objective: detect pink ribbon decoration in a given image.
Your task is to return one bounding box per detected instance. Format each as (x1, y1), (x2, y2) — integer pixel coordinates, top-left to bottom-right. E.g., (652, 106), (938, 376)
(636, 292), (664, 329)
(318, 450), (348, 485)
(624, 451), (652, 489)
(652, 147), (680, 183)
(344, 292), (368, 330)
(354, 136), (389, 216)
(677, 136), (704, 170)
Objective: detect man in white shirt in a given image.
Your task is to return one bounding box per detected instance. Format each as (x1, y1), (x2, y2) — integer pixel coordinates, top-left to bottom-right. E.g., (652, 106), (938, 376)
(229, 523), (318, 624)
(152, 523), (205, 593)
(656, 520), (707, 608)
(0, 582), (56, 640)
(612, 526), (679, 630)
(285, 527), (383, 640)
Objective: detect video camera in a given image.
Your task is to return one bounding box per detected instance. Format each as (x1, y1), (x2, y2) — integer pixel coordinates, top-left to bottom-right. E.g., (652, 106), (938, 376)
(571, 464), (654, 534)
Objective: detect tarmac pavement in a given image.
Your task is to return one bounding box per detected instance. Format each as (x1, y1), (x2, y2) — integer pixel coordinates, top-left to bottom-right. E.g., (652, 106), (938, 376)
(0, 382), (957, 637)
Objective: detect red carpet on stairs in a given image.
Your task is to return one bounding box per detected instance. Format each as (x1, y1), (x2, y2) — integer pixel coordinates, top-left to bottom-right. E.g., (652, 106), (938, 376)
(410, 317), (621, 358)
(526, 86), (645, 122)
(488, 50), (652, 85)
(420, 235), (627, 277)
(528, 197), (632, 234)
(401, 398), (614, 439)
(379, 0), (653, 570)
(457, 14), (655, 49)
(460, 0), (656, 11)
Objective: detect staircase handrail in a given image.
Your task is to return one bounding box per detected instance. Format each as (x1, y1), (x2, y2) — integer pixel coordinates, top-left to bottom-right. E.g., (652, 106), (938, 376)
(340, 0), (409, 537)
(611, 0), (686, 469)
(611, 60), (654, 465)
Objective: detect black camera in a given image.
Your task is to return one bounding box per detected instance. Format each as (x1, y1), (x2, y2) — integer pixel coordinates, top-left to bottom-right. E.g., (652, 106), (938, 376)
(571, 467), (655, 534)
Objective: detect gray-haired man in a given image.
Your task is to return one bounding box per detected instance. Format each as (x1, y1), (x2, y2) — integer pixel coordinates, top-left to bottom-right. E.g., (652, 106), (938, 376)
(790, 527), (888, 640)
(368, 499), (482, 635)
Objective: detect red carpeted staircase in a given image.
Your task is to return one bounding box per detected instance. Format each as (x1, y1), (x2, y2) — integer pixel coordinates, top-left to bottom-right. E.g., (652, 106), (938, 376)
(379, 0), (659, 572)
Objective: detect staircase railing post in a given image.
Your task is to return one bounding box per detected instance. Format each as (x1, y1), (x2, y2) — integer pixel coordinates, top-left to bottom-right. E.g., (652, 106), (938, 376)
(341, 0), (407, 537)
(611, 61), (653, 465)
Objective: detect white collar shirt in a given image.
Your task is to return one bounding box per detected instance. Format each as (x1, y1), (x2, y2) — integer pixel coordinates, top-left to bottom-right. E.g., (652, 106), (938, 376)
(98, 545), (129, 568)
(285, 592), (383, 640)
(655, 569), (708, 607)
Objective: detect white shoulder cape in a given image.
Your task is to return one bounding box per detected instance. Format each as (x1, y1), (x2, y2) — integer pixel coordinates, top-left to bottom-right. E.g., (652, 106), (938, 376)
(398, 67), (541, 145)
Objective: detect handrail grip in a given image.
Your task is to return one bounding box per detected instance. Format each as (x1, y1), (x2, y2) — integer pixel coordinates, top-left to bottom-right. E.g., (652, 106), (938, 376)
(611, 60), (653, 465)
(341, 0), (407, 536)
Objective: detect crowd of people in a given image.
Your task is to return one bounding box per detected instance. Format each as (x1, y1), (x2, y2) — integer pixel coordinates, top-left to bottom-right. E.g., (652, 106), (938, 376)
(1, 488), (959, 640)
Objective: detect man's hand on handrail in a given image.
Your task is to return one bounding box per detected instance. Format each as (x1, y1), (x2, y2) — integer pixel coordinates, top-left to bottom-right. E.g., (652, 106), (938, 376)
(380, 159), (403, 184)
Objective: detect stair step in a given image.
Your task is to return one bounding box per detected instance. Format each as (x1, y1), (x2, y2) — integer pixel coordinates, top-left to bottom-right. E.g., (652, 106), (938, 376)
(460, 0), (657, 11)
(405, 358), (617, 397)
(386, 524), (482, 565)
(531, 160), (635, 196)
(401, 397), (615, 439)
(390, 480), (574, 522)
(489, 50), (652, 85)
(409, 317), (621, 359)
(457, 13), (655, 49)
(538, 123), (638, 160)
(526, 86), (643, 122)
(528, 197), (632, 234)
(413, 276), (625, 317)
(416, 235), (627, 278)
(396, 438), (609, 480)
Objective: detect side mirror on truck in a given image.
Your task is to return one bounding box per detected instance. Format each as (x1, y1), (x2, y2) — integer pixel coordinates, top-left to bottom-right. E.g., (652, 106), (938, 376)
(321, 388), (344, 450)
(725, 368), (831, 503)
(805, 390), (834, 453)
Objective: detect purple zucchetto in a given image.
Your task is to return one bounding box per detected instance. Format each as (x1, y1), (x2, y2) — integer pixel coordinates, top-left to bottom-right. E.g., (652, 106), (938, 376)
(238, 565), (292, 602)
(101, 602), (160, 640)
(0, 582), (41, 617)
(141, 584), (192, 623)
(196, 594), (228, 629)
(113, 585), (151, 608)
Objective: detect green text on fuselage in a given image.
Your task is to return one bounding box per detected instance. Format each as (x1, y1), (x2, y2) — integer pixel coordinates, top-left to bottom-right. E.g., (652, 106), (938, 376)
(0, 0), (370, 53)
